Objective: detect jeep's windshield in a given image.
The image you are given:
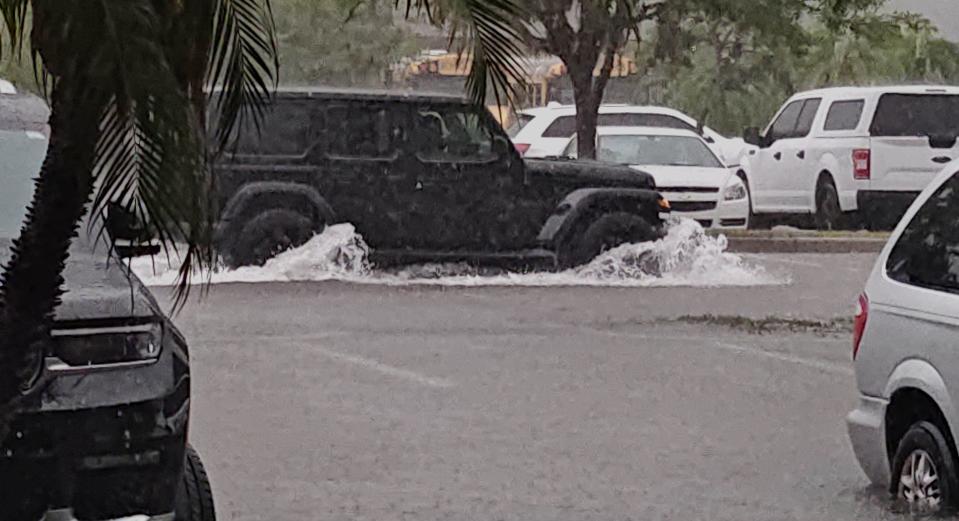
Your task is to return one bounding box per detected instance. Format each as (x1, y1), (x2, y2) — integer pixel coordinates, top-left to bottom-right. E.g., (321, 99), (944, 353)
(596, 134), (724, 168)
(0, 130), (46, 240)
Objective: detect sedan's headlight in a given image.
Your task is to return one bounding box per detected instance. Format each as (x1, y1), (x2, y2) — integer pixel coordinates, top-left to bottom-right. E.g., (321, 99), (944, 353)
(722, 180), (748, 201)
(51, 322), (162, 366)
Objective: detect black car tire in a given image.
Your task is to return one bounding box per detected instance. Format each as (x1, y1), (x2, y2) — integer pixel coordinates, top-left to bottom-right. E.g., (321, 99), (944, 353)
(227, 209), (319, 267)
(175, 445), (216, 521)
(890, 421), (959, 516)
(559, 212), (656, 268)
(815, 177), (844, 231)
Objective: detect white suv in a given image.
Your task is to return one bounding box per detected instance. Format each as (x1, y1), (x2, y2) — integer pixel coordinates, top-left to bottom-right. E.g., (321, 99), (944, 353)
(511, 103), (746, 164)
(848, 161), (959, 514)
(742, 86), (959, 229)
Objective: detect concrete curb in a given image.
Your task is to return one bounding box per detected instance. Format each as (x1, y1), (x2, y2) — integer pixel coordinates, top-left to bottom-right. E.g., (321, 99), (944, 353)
(721, 236), (887, 254)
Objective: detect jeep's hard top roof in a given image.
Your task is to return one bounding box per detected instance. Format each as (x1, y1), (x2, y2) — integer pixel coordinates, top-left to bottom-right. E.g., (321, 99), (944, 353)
(270, 86), (468, 103)
(519, 104), (696, 124)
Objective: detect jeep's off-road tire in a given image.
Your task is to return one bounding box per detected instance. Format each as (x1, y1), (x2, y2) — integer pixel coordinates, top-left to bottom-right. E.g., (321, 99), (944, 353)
(175, 445), (216, 521)
(890, 421), (959, 516)
(226, 209), (320, 267)
(559, 212), (656, 268)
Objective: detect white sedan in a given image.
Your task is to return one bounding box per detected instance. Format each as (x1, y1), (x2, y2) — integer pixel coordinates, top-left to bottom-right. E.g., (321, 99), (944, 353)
(564, 127), (750, 229)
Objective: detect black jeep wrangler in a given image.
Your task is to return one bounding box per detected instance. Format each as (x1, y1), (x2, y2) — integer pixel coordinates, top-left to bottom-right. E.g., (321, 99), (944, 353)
(215, 88), (669, 268)
(0, 131), (212, 521)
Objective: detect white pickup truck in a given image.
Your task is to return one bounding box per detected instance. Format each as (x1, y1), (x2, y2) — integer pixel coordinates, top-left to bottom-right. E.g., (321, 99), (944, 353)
(740, 85), (959, 229)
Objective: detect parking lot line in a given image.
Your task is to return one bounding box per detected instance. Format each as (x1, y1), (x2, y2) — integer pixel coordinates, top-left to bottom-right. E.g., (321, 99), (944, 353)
(312, 345), (456, 388)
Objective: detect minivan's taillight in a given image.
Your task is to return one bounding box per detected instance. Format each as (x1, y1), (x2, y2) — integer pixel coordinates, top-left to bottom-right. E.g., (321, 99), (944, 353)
(853, 293), (869, 360)
(515, 143), (530, 156)
(853, 149), (871, 180)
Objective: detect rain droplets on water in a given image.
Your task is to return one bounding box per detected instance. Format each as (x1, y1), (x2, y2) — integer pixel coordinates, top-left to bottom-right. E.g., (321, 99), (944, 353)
(130, 219), (784, 288)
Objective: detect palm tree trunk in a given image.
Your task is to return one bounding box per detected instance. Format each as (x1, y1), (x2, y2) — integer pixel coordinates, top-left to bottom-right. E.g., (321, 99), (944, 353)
(0, 80), (107, 444)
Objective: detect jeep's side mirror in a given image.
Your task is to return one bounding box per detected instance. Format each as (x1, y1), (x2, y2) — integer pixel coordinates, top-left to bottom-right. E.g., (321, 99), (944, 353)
(743, 127), (763, 147)
(106, 205), (160, 259)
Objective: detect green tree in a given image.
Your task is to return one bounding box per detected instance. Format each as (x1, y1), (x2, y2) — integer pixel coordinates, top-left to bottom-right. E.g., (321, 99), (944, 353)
(274, 0), (418, 86)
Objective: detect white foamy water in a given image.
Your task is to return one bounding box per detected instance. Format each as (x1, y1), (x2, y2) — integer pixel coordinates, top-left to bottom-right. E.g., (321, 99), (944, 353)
(130, 220), (785, 288)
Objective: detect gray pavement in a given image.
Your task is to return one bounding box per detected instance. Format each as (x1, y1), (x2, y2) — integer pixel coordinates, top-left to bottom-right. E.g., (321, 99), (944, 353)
(152, 253), (897, 520)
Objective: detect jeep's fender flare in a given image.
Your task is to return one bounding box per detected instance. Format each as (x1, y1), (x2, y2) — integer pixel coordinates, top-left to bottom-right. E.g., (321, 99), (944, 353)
(217, 182), (336, 241)
(537, 188), (663, 247)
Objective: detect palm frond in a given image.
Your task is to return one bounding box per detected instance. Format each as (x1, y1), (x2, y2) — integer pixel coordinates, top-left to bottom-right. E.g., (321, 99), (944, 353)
(401, 0), (528, 108)
(0, 0), (28, 60)
(207, 0), (279, 152)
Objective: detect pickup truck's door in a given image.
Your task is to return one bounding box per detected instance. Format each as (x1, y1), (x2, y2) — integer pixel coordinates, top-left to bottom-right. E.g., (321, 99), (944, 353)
(751, 99), (805, 212)
(404, 102), (515, 252)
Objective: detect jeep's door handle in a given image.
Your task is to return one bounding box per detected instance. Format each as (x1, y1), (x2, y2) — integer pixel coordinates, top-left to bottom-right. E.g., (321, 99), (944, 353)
(797, 150), (805, 160)
(773, 152), (782, 160)
(933, 156), (951, 164)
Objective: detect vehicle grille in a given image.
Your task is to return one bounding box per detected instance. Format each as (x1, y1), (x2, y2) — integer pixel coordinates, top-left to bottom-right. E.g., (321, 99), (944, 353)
(669, 201), (717, 212)
(658, 186), (720, 193)
(720, 218), (747, 227)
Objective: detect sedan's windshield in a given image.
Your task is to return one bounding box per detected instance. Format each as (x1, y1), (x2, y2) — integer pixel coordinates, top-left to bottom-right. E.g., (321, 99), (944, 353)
(596, 134), (724, 168)
(0, 130), (46, 239)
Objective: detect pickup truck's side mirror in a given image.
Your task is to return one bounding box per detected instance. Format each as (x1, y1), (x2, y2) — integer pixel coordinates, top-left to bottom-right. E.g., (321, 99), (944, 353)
(743, 127), (762, 147)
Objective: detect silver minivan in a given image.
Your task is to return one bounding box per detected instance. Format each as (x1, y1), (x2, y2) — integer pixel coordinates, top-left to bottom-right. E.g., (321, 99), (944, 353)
(848, 160), (959, 514)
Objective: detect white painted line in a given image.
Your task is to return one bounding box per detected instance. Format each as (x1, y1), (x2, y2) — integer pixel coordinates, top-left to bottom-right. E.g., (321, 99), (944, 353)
(313, 346), (455, 388)
(614, 332), (853, 376)
(743, 254), (824, 268)
(713, 341), (853, 376)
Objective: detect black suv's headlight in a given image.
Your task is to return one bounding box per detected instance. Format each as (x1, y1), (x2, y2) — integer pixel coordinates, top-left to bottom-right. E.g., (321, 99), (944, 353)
(50, 322), (162, 366)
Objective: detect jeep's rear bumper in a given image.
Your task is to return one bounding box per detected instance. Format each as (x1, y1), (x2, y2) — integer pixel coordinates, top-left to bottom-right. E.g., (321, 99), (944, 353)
(1, 397), (188, 520)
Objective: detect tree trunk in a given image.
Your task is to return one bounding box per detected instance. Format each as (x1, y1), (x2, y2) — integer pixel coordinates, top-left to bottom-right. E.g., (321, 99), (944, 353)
(570, 69), (600, 159)
(0, 80), (107, 444)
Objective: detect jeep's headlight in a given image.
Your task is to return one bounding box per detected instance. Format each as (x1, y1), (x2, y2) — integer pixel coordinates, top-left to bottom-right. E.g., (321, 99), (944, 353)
(51, 322), (162, 366)
(722, 180), (747, 201)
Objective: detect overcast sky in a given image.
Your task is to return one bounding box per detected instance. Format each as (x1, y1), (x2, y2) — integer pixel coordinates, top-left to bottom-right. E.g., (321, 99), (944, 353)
(888, 0), (959, 40)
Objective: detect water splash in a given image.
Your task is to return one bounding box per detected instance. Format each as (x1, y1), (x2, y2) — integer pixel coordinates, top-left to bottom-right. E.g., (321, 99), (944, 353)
(131, 220), (784, 288)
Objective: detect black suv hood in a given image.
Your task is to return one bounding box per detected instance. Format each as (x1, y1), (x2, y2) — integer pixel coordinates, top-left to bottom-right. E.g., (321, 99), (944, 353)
(0, 237), (159, 323)
(524, 158), (656, 189)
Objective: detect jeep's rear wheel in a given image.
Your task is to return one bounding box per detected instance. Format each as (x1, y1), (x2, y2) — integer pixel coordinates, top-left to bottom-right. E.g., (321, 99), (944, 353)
(559, 212), (656, 268)
(175, 445), (216, 521)
(227, 209), (320, 267)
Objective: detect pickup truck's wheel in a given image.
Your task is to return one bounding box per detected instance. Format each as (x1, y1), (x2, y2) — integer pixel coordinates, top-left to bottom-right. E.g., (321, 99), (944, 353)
(227, 209), (319, 267)
(559, 212), (656, 268)
(175, 445), (216, 521)
(815, 178), (844, 230)
(891, 421), (959, 516)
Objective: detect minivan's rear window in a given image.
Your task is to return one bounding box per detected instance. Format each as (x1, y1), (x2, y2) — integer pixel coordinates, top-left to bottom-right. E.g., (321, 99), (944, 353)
(870, 94), (959, 137)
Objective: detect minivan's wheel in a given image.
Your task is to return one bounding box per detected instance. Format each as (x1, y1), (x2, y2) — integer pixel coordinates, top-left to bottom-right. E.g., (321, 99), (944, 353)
(228, 209), (319, 267)
(891, 421), (959, 516)
(559, 212), (656, 268)
(175, 445), (216, 521)
(815, 177), (843, 230)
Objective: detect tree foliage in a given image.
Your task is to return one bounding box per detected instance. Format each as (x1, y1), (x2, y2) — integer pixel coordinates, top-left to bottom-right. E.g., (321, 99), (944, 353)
(274, 0), (418, 86)
(643, 3), (959, 135)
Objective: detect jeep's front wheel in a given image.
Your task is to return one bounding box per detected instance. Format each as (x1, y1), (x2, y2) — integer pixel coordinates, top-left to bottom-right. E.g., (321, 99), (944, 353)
(559, 212), (657, 268)
(175, 445), (216, 521)
(226, 209), (320, 267)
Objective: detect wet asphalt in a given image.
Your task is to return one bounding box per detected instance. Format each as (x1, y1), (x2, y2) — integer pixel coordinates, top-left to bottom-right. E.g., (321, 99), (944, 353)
(151, 253), (906, 520)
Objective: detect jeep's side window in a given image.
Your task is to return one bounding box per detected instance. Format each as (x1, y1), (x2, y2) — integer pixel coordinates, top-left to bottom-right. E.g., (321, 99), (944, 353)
(325, 105), (399, 159)
(234, 102), (311, 156)
(413, 106), (495, 162)
(887, 173), (959, 293)
(767, 100), (804, 141)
